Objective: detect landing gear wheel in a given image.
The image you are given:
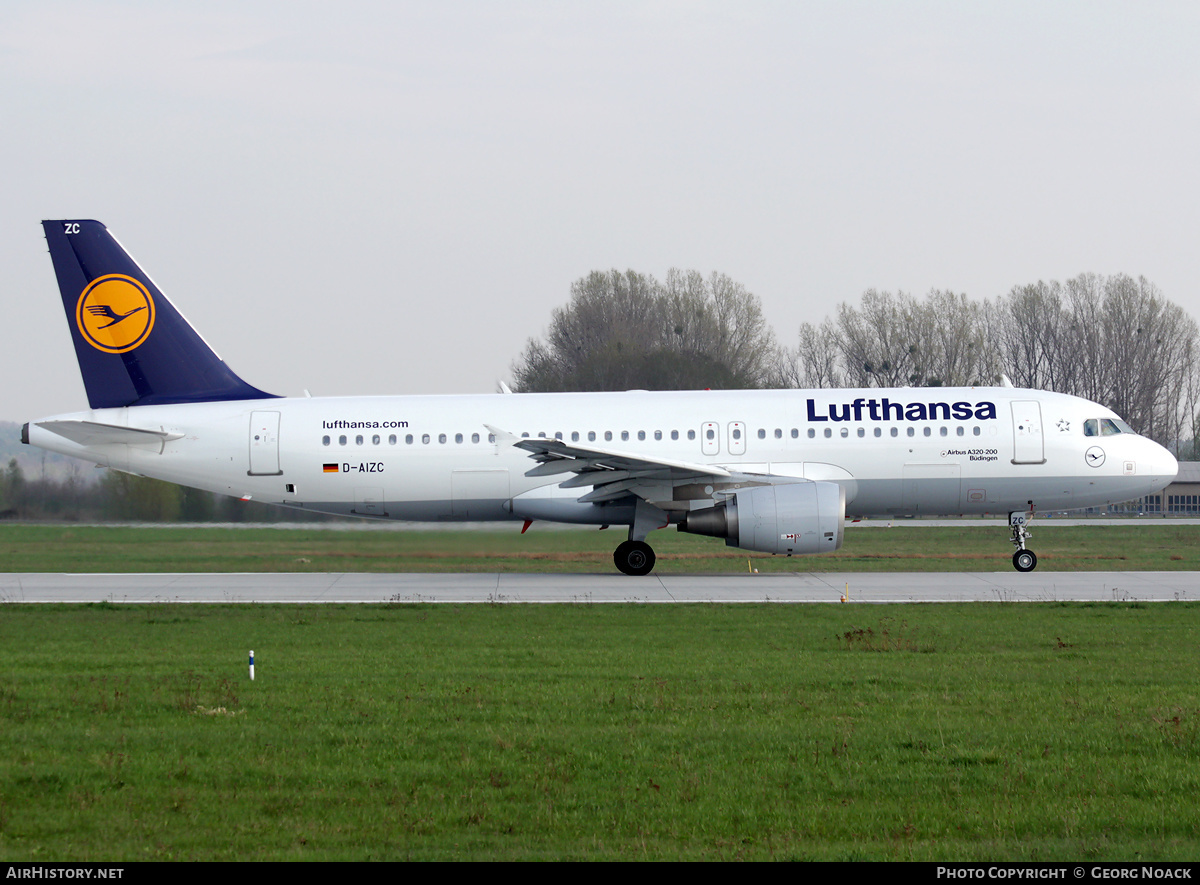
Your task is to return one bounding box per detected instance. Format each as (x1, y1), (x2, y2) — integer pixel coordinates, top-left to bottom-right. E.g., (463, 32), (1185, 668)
(614, 540), (656, 576)
(1012, 549), (1038, 573)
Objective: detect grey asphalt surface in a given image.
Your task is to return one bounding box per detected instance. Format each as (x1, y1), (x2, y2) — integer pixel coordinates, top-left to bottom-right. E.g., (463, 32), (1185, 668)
(0, 570), (1194, 603)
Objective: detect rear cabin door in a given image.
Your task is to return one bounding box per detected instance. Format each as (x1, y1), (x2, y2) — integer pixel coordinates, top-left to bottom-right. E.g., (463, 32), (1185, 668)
(248, 411), (282, 476)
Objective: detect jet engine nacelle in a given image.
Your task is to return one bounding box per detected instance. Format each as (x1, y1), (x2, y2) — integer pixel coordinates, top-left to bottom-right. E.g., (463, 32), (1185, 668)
(678, 480), (846, 555)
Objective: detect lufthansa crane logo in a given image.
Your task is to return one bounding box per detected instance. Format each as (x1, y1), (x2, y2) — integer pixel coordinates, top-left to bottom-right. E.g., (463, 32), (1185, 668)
(75, 275), (155, 353)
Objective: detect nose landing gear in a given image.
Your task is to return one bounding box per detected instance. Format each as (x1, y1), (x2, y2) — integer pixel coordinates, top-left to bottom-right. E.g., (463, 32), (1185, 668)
(1010, 509), (1037, 572)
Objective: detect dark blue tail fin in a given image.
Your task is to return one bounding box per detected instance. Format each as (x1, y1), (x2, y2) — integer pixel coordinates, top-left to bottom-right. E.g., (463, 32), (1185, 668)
(42, 220), (277, 409)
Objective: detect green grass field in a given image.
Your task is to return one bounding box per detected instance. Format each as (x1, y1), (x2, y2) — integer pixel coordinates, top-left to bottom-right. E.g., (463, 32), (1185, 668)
(1, 602), (1198, 860)
(0, 521), (1197, 573)
(2, 524), (1198, 860)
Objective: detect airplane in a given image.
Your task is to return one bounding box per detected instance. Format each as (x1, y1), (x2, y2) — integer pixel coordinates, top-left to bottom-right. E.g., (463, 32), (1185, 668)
(23, 220), (1180, 575)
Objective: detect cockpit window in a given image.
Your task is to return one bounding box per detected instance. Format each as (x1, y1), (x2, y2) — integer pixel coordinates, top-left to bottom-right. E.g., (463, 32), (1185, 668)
(1085, 417), (1133, 437)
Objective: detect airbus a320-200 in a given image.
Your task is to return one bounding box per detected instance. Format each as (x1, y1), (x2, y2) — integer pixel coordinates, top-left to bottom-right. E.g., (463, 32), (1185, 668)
(23, 220), (1178, 575)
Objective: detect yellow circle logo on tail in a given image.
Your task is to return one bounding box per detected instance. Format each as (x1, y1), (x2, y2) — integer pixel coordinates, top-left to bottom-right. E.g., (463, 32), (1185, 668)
(75, 275), (155, 353)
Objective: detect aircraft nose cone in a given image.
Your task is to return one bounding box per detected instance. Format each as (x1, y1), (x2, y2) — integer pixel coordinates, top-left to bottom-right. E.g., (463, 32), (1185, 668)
(1149, 441), (1179, 482)
(1164, 448), (1180, 479)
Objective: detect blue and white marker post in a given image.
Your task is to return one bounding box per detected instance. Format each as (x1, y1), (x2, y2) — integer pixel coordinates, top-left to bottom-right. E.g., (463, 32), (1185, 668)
(249, 650), (255, 681)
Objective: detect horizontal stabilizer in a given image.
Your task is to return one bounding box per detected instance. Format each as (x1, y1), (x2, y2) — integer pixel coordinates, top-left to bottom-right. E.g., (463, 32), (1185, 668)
(36, 420), (184, 447)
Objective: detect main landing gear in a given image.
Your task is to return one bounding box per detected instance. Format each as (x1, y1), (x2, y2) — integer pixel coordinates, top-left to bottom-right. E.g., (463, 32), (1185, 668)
(1009, 509), (1037, 572)
(614, 540), (655, 576)
(613, 499), (668, 576)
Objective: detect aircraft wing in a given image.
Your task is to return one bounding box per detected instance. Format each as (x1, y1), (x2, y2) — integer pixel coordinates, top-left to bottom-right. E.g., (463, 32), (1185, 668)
(488, 425), (733, 505)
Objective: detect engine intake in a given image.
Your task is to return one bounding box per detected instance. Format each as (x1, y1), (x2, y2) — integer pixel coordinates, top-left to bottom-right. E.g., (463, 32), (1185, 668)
(678, 481), (845, 556)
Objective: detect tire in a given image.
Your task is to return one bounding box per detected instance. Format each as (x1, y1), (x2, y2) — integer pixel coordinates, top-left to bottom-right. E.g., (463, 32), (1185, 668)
(1012, 549), (1038, 573)
(614, 540), (656, 576)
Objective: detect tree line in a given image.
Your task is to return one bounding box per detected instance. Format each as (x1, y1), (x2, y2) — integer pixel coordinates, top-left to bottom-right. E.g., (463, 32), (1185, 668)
(0, 458), (338, 523)
(513, 269), (1200, 452)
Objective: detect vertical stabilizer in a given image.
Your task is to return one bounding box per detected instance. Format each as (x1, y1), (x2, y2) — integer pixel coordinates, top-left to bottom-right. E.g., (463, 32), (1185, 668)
(42, 219), (277, 408)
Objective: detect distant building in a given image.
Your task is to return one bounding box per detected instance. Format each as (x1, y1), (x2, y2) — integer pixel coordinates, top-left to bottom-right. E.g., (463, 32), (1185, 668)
(1100, 461), (1200, 515)
(1161, 461), (1200, 514)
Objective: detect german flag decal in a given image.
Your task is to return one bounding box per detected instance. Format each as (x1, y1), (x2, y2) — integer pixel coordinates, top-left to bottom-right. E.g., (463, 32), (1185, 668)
(322, 463), (339, 473)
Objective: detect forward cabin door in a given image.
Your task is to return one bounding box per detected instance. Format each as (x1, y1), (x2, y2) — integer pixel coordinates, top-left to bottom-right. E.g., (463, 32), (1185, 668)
(248, 410), (282, 476)
(1010, 401), (1046, 465)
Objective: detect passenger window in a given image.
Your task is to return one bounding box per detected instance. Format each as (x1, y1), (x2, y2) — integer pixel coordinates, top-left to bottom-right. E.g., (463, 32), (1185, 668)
(322, 435), (330, 446)
(422, 434), (430, 444)
(638, 430), (645, 441)
(372, 434), (381, 445)
(621, 431), (629, 441)
(791, 428), (798, 439)
(923, 427), (931, 437)
(472, 433), (480, 443)
(455, 433), (463, 443)
(808, 428), (815, 439)
(840, 427), (849, 438)
(874, 427), (882, 438)
(688, 429), (696, 440)
(605, 431), (613, 441)
(890, 428), (898, 438)
(571, 431), (579, 441)
(389, 434), (397, 445)
(654, 430), (662, 441)
(438, 433), (447, 444)
(670, 430), (678, 440)
(775, 429), (782, 439)
(824, 428), (832, 438)
(355, 435), (364, 445)
(857, 428), (865, 438)
(405, 434), (414, 444)
(588, 431), (596, 441)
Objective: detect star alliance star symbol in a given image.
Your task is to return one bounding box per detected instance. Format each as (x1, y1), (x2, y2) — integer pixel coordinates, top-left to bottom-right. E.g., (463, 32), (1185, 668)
(1056, 419), (1071, 432)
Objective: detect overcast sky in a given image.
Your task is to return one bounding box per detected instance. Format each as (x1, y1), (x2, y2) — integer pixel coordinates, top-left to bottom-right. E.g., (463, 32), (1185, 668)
(3, 1), (1198, 419)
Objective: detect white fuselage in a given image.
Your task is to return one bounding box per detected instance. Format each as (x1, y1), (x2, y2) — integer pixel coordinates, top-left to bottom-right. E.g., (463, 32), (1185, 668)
(27, 386), (1179, 525)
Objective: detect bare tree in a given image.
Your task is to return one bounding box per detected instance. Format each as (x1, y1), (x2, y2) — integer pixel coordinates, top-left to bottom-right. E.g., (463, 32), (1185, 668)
(791, 318), (845, 389)
(834, 290), (920, 387)
(512, 269), (784, 392)
(786, 274), (1199, 450)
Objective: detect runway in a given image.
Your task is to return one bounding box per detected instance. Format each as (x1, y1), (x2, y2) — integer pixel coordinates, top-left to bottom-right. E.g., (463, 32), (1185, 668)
(1, 571), (1197, 603)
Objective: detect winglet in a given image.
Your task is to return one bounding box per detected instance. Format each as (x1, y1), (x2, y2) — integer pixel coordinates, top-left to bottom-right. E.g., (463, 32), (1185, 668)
(484, 423), (519, 445)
